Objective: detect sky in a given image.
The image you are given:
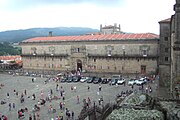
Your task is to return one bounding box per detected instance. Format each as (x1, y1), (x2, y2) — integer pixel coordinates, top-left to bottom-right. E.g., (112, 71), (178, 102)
(0, 0), (176, 34)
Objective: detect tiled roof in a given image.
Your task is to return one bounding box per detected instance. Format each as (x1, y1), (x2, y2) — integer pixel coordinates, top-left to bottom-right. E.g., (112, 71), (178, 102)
(159, 18), (171, 23)
(0, 55), (21, 61)
(22, 33), (159, 43)
(0, 55), (22, 65)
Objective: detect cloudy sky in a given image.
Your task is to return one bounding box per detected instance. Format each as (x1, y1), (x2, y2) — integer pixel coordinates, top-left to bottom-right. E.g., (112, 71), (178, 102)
(0, 0), (175, 34)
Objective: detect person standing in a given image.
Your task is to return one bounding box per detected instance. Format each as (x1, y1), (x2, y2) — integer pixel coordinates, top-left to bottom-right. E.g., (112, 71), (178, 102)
(72, 111), (74, 120)
(7, 93), (10, 99)
(77, 95), (79, 104)
(8, 103), (11, 111)
(87, 86), (90, 91)
(98, 85), (102, 92)
(24, 89), (27, 95)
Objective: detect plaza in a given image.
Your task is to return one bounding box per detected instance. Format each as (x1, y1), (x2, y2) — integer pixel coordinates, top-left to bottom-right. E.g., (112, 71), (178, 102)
(0, 73), (157, 120)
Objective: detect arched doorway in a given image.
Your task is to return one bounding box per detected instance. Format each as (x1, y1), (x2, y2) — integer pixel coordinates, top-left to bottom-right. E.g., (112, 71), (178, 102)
(77, 59), (82, 72)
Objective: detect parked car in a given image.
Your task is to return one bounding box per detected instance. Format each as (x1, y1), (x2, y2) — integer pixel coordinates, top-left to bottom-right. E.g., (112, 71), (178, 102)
(66, 77), (73, 82)
(80, 77), (89, 83)
(117, 78), (126, 85)
(101, 78), (110, 84)
(87, 77), (96, 83)
(72, 76), (81, 82)
(61, 77), (67, 82)
(135, 78), (146, 85)
(93, 77), (102, 84)
(110, 78), (118, 85)
(128, 78), (136, 85)
(110, 75), (122, 85)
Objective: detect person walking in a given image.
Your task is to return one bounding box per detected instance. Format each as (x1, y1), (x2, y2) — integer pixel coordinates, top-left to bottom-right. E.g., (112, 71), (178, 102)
(13, 103), (15, 109)
(87, 86), (90, 91)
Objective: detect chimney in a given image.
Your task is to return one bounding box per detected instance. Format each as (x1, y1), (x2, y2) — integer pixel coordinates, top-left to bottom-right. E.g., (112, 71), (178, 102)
(119, 24), (121, 32)
(49, 31), (53, 37)
(100, 24), (102, 32)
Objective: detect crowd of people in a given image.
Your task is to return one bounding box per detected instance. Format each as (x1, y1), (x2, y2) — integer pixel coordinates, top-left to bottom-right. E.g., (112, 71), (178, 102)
(0, 71), (157, 120)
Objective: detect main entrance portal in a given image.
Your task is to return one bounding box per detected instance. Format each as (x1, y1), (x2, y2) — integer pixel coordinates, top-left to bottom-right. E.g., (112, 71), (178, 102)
(77, 59), (82, 72)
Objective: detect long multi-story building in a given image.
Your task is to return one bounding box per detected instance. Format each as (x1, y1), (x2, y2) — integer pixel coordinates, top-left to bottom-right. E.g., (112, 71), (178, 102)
(20, 33), (159, 75)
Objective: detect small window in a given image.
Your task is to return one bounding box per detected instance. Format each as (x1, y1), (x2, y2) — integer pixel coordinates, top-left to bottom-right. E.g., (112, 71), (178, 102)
(165, 48), (169, 53)
(60, 58), (62, 61)
(164, 37), (168, 41)
(165, 57), (169, 61)
(107, 66), (110, 69)
(114, 67), (116, 70)
(142, 50), (147, 57)
(94, 59), (96, 62)
(77, 48), (80, 52)
(94, 66), (96, 69)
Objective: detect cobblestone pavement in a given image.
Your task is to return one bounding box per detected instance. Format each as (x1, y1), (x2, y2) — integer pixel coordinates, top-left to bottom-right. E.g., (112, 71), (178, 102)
(0, 74), (157, 120)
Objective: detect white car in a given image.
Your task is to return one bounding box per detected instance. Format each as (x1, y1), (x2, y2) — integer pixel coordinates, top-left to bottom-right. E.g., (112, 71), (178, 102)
(128, 79), (136, 85)
(117, 78), (125, 85)
(135, 78), (146, 85)
(80, 77), (89, 83)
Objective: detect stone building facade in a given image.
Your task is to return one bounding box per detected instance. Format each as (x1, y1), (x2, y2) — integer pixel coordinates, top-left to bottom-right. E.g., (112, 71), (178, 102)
(159, 0), (180, 89)
(20, 33), (159, 75)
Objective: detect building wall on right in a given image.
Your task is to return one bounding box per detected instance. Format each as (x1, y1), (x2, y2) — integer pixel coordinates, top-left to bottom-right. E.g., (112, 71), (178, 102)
(159, 19), (171, 87)
(159, 0), (180, 89)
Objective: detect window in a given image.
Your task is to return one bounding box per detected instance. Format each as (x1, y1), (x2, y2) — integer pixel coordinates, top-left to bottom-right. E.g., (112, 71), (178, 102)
(77, 48), (80, 52)
(165, 48), (169, 53)
(142, 50), (147, 57)
(94, 66), (96, 69)
(165, 57), (169, 62)
(164, 37), (168, 41)
(114, 67), (116, 70)
(94, 59), (96, 62)
(108, 66), (110, 69)
(141, 65), (146, 74)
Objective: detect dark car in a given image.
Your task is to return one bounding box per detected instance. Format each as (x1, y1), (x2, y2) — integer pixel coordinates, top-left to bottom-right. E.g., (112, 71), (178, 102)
(72, 76), (81, 82)
(101, 78), (109, 84)
(66, 77), (73, 82)
(87, 77), (96, 83)
(93, 77), (102, 84)
(61, 77), (67, 82)
(110, 78), (118, 85)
